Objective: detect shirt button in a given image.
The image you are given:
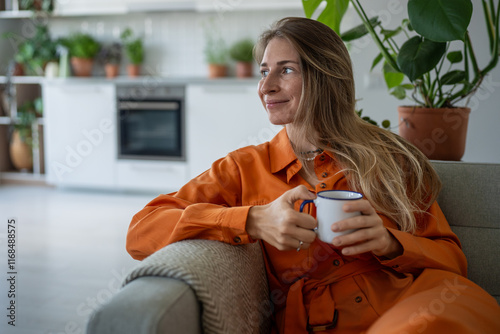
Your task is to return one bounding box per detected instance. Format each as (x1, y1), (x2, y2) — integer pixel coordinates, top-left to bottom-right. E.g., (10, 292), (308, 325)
(233, 236), (242, 243)
(320, 183), (327, 189)
(319, 155), (325, 161)
(392, 265), (399, 269)
(355, 296), (363, 303)
(333, 259), (340, 266)
(322, 172), (328, 178)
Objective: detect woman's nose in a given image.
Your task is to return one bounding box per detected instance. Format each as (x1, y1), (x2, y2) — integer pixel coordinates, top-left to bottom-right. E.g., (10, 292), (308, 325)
(260, 73), (279, 95)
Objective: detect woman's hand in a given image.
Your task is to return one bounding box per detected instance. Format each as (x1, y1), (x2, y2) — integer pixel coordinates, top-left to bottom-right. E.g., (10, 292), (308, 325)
(246, 185), (318, 251)
(331, 199), (403, 259)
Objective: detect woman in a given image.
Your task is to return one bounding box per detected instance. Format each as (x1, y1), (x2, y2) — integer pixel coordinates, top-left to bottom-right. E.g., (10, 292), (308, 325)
(127, 17), (500, 333)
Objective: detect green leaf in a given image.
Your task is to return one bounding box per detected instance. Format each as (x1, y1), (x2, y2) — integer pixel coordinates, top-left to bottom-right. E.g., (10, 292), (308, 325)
(440, 70), (466, 85)
(390, 86), (407, 100)
(397, 36), (446, 81)
(370, 53), (383, 71)
(408, 0), (473, 42)
(401, 84), (415, 90)
(446, 50), (463, 63)
(383, 62), (404, 89)
(381, 120), (391, 129)
(380, 27), (403, 40)
(341, 17), (380, 42)
(402, 19), (413, 31)
(302, 0), (349, 34)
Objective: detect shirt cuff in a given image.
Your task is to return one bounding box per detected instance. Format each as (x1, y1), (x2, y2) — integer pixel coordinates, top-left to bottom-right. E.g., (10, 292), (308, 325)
(374, 227), (420, 273)
(218, 205), (256, 245)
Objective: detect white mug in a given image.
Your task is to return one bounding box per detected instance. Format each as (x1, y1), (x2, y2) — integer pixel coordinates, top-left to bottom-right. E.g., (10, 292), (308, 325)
(300, 190), (363, 243)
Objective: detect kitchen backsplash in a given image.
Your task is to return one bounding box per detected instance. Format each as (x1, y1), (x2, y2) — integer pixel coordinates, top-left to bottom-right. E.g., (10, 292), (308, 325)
(45, 8), (303, 77)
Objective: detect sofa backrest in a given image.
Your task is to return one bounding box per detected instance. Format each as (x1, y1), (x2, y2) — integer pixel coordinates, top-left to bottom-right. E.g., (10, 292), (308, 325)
(432, 161), (500, 304)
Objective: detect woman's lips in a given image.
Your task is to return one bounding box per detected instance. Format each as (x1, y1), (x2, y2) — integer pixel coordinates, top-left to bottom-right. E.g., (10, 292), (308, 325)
(266, 100), (288, 108)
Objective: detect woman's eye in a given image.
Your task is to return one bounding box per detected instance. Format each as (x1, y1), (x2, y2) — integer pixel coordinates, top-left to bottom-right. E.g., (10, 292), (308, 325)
(260, 70), (269, 77)
(284, 67), (293, 74)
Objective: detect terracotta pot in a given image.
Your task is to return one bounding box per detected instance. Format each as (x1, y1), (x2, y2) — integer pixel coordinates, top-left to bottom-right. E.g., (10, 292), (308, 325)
(235, 62), (253, 78)
(9, 130), (33, 170)
(208, 64), (228, 78)
(105, 64), (120, 78)
(70, 57), (94, 77)
(398, 106), (470, 161)
(13, 63), (24, 76)
(127, 64), (141, 77)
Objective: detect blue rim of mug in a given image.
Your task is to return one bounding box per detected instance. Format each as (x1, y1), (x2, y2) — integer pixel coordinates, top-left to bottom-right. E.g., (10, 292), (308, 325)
(317, 190), (363, 200)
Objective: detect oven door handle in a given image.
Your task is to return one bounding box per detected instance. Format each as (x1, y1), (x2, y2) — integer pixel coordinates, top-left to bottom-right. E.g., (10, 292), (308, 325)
(118, 101), (180, 110)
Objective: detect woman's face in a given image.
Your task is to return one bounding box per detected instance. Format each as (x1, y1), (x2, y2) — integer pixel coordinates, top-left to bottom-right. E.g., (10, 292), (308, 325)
(258, 38), (303, 126)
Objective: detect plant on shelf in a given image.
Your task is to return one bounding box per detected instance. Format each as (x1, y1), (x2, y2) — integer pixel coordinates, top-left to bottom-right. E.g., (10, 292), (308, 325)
(229, 38), (255, 78)
(303, 0), (500, 161)
(203, 20), (229, 79)
(9, 97), (43, 171)
(3, 24), (58, 76)
(19, 0), (54, 13)
(98, 42), (122, 78)
(59, 33), (101, 77)
(120, 28), (144, 77)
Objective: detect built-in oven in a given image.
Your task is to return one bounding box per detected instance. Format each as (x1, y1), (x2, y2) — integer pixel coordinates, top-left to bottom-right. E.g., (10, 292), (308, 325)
(116, 85), (185, 161)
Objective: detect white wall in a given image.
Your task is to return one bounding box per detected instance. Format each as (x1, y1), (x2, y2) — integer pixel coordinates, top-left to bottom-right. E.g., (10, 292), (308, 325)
(46, 8), (304, 77)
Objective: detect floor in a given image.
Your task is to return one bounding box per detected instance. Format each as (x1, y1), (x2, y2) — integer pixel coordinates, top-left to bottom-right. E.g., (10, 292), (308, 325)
(0, 184), (157, 334)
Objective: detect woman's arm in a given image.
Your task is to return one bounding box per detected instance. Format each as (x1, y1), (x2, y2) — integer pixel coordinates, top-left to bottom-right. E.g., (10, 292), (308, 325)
(331, 200), (466, 276)
(126, 155), (252, 260)
(378, 201), (467, 276)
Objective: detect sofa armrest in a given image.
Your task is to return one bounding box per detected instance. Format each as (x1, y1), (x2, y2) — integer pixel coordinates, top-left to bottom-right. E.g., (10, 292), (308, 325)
(87, 240), (272, 334)
(87, 276), (201, 334)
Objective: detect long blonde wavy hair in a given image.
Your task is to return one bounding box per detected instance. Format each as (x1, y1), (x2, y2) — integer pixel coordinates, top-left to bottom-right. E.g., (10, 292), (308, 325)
(254, 17), (441, 233)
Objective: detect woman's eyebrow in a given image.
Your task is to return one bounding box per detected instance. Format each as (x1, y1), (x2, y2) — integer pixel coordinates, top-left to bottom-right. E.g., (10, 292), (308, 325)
(260, 60), (299, 67)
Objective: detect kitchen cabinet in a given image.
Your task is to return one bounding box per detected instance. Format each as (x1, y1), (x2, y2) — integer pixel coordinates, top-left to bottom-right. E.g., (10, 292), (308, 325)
(0, 0), (300, 17)
(43, 82), (117, 188)
(53, 0), (127, 16)
(186, 83), (280, 179)
(196, 0), (301, 11)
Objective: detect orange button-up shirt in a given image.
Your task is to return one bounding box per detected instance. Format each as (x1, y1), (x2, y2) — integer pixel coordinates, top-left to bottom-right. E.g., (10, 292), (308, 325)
(127, 128), (467, 333)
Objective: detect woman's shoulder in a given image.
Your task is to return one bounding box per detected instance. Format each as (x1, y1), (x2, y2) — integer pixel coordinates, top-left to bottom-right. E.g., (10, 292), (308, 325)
(228, 141), (272, 163)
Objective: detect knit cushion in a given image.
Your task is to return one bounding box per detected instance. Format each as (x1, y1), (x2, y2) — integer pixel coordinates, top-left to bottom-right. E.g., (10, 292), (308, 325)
(123, 239), (272, 334)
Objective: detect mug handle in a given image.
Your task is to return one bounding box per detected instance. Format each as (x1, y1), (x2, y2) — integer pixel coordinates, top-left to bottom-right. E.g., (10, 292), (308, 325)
(300, 199), (314, 212)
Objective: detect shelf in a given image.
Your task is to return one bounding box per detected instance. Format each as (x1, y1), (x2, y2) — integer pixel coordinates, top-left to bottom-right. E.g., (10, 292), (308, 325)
(0, 76), (44, 84)
(0, 117), (44, 125)
(0, 170), (46, 185)
(0, 10), (33, 19)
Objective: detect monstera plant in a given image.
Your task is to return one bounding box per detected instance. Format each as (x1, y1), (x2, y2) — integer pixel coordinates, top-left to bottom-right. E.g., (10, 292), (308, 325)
(303, 0), (500, 161)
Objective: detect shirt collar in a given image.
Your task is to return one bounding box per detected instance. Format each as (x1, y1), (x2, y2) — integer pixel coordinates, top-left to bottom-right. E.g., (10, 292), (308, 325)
(269, 128), (302, 181)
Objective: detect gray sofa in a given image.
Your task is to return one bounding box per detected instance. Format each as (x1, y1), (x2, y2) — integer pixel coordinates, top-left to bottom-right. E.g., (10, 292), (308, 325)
(86, 161), (500, 334)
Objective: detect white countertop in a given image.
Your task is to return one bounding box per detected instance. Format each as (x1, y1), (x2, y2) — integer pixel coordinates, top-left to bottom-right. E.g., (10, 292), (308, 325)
(0, 75), (260, 86)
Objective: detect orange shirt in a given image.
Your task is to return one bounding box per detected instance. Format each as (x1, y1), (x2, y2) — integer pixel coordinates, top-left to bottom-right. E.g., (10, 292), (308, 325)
(126, 128), (467, 333)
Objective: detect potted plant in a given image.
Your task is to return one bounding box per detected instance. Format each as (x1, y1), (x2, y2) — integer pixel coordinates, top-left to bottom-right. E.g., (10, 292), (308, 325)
(98, 42), (122, 78)
(4, 24), (58, 76)
(9, 97), (43, 170)
(303, 0), (500, 161)
(229, 38), (255, 78)
(120, 28), (144, 77)
(203, 22), (229, 78)
(19, 0), (54, 12)
(59, 33), (101, 77)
